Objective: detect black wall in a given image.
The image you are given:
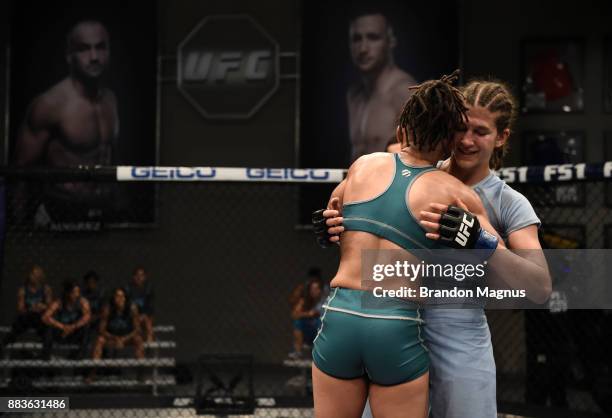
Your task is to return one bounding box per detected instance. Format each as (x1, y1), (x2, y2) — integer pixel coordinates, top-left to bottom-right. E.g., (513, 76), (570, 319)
(2, 0), (611, 364)
(462, 0), (612, 165)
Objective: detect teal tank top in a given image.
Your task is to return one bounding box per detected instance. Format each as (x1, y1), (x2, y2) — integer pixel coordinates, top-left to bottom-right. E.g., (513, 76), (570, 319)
(343, 154), (441, 251)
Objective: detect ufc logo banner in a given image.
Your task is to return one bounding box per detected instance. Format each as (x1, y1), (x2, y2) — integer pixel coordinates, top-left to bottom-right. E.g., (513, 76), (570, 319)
(177, 15), (280, 119)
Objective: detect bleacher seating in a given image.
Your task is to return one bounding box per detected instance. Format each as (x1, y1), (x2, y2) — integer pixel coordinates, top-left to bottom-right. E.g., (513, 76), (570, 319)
(282, 355), (312, 396)
(0, 324), (177, 395)
(5, 340), (176, 350)
(0, 375), (177, 388)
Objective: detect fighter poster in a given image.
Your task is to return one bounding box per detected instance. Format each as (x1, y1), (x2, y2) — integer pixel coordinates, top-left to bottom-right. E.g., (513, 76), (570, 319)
(7, 0), (158, 229)
(298, 0), (459, 223)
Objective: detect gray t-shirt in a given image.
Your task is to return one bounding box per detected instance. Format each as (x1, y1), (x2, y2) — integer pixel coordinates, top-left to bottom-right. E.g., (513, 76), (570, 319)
(473, 171), (540, 241)
(426, 169), (540, 306)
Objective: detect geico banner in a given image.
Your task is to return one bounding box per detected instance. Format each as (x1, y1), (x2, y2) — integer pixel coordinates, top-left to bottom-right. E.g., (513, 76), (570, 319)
(116, 167), (346, 183)
(177, 15), (280, 119)
(115, 162), (612, 184)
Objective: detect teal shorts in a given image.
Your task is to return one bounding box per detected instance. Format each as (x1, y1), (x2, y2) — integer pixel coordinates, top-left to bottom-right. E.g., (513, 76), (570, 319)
(312, 288), (429, 386)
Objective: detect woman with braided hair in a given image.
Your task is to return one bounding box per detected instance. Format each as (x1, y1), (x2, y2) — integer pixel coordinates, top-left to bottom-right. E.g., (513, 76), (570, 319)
(312, 71), (502, 418)
(416, 79), (549, 417)
(319, 78), (551, 418)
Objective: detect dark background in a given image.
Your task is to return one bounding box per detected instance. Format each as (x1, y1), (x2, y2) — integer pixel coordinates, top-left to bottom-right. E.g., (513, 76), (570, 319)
(299, 0), (459, 170)
(8, 0), (157, 167)
(6, 0), (158, 225)
(0, 0), (612, 375)
(298, 0), (459, 224)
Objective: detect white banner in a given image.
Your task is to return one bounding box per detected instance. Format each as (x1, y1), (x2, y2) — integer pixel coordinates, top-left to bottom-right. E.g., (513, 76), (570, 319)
(116, 166), (347, 183)
(115, 162), (612, 184)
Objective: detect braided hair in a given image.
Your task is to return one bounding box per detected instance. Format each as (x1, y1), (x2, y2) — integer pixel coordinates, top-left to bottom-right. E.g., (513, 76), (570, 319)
(397, 69), (468, 153)
(462, 79), (517, 169)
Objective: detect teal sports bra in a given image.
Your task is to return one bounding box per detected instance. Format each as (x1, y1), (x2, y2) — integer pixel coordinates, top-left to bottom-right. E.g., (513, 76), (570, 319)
(343, 154), (441, 251)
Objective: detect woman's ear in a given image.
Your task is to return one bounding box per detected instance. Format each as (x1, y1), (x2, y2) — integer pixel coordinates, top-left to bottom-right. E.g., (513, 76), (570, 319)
(496, 128), (510, 148)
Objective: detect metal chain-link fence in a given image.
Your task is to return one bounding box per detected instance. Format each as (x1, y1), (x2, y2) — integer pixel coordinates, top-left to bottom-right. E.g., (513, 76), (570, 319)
(1, 178), (334, 418)
(492, 181), (612, 416)
(0, 176), (610, 417)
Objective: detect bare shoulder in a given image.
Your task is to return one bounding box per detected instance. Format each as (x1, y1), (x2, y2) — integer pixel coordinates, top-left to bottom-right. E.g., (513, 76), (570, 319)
(431, 170), (481, 200)
(415, 170), (483, 213)
(27, 81), (67, 127)
(348, 152), (392, 177)
(392, 68), (417, 89)
(420, 169), (462, 185)
(345, 153), (394, 200)
(419, 169), (467, 195)
(28, 95), (55, 125)
(102, 88), (118, 106)
(388, 69), (418, 107)
(44, 79), (72, 104)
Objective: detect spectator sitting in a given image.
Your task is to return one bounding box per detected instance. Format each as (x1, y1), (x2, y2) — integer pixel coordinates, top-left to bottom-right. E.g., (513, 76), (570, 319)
(92, 287), (144, 361)
(288, 268), (325, 307)
(42, 280), (90, 359)
(125, 266), (154, 342)
(2, 265), (52, 350)
(81, 270), (104, 329)
(289, 276), (324, 359)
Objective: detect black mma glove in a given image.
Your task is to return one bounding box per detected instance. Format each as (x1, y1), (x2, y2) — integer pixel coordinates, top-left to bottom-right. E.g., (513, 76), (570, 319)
(312, 209), (337, 248)
(438, 206), (498, 253)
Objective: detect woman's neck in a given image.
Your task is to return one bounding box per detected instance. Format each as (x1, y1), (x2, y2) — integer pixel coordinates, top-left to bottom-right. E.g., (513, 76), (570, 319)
(400, 146), (440, 166)
(448, 160), (491, 186)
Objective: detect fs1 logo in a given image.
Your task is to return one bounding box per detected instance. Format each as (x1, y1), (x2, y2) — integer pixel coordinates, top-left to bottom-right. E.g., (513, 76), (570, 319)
(177, 15), (280, 119)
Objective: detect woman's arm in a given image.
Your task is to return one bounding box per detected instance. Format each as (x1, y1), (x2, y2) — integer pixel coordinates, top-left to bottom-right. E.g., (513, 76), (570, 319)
(42, 301), (65, 330)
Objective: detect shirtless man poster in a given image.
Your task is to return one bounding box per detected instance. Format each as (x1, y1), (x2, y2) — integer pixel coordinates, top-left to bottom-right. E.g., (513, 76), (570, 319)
(8, 1), (158, 227)
(13, 20), (118, 227)
(298, 1), (458, 224)
(347, 10), (416, 160)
